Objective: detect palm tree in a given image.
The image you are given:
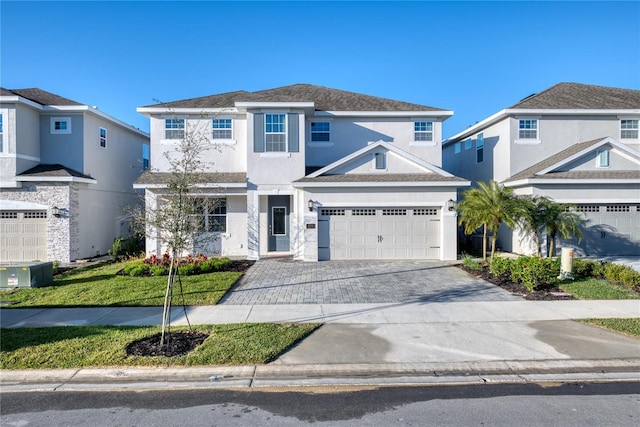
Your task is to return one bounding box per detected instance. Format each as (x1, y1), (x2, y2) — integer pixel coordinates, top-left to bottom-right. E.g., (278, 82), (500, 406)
(541, 201), (585, 257)
(517, 195), (549, 257)
(457, 180), (523, 260)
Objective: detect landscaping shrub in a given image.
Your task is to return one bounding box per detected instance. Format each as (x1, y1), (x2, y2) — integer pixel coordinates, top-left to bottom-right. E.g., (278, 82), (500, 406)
(122, 254), (233, 277)
(572, 258), (599, 277)
(489, 256), (512, 278)
(109, 236), (144, 260)
(509, 256), (560, 291)
(123, 260), (150, 277)
(461, 255), (483, 271)
(604, 262), (640, 288)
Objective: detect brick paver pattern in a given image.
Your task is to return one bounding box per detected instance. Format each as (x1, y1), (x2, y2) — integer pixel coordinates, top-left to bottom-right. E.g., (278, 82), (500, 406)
(220, 258), (521, 305)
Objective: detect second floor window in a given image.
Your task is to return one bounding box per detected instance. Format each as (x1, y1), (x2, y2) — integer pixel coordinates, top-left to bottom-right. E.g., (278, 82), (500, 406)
(0, 114), (3, 152)
(265, 114), (286, 152)
(99, 127), (107, 148)
(311, 121), (330, 142)
(476, 133), (484, 163)
(414, 121), (433, 141)
(518, 119), (538, 139)
(212, 119), (232, 139)
(621, 119), (638, 139)
(465, 139), (472, 150)
(165, 118), (185, 139)
(454, 142), (461, 154)
(51, 117), (71, 134)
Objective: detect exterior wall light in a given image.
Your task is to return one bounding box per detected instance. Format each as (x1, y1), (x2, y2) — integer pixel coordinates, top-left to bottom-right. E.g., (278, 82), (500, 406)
(308, 199), (314, 212)
(447, 199), (456, 212)
(52, 206), (61, 217)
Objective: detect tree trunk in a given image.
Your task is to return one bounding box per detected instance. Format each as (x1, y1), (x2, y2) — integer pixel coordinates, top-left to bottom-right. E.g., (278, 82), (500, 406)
(482, 223), (488, 260)
(160, 251), (176, 346)
(534, 233), (542, 257)
(490, 236), (497, 259)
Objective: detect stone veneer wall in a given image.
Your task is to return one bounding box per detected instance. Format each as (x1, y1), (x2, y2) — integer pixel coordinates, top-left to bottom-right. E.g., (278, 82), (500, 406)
(0, 182), (81, 262)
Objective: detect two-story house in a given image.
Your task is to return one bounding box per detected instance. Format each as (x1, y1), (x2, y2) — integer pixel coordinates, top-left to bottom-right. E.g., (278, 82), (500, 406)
(443, 83), (640, 256)
(0, 88), (149, 262)
(135, 84), (469, 261)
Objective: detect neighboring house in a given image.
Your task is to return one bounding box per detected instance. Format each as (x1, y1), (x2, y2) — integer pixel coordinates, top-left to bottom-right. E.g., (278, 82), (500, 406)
(135, 84), (469, 261)
(0, 88), (149, 262)
(443, 82), (640, 256)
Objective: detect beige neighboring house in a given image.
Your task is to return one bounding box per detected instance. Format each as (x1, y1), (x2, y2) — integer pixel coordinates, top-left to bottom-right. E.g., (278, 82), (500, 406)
(0, 88), (149, 262)
(443, 82), (640, 256)
(135, 84), (470, 261)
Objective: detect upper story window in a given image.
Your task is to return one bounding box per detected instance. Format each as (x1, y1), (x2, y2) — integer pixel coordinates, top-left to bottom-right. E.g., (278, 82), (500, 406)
(454, 142), (461, 154)
(518, 119), (538, 139)
(0, 114), (3, 152)
(212, 118), (232, 139)
(265, 114), (286, 152)
(621, 119), (638, 139)
(465, 138), (472, 150)
(374, 152), (386, 170)
(476, 133), (484, 163)
(311, 121), (330, 142)
(51, 117), (71, 134)
(414, 121), (433, 141)
(99, 127), (107, 148)
(596, 149), (610, 168)
(165, 118), (185, 139)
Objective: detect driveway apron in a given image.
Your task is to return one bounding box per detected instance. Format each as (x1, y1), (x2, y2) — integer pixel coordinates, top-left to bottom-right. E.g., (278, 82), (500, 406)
(220, 258), (520, 305)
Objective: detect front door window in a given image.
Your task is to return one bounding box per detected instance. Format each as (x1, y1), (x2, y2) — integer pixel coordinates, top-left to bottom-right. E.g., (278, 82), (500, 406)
(272, 207), (286, 235)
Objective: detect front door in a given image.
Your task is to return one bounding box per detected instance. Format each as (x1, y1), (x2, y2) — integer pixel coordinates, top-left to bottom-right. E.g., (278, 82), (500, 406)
(268, 195), (290, 252)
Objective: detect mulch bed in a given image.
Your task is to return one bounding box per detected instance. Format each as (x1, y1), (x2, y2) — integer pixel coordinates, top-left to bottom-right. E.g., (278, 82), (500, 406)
(126, 331), (209, 357)
(458, 264), (575, 300)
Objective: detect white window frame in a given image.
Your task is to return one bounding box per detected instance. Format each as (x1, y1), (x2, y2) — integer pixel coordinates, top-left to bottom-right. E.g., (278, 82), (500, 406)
(265, 113), (287, 152)
(194, 197), (227, 232)
(99, 127), (107, 148)
(311, 121), (331, 143)
(212, 118), (233, 140)
(51, 117), (72, 134)
(620, 119), (639, 139)
(596, 149), (610, 168)
(374, 152), (386, 170)
(414, 121), (433, 142)
(515, 118), (541, 144)
(164, 118), (185, 140)
(476, 133), (484, 164)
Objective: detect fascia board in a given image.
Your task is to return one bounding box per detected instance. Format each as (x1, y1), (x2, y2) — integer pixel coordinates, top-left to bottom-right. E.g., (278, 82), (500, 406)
(133, 183), (247, 189)
(15, 176), (97, 184)
(444, 109), (508, 145)
(136, 107), (239, 116)
(314, 110), (453, 118)
(504, 178), (640, 187)
(234, 102), (314, 108)
(292, 180), (470, 188)
(0, 96), (44, 110)
(41, 105), (148, 137)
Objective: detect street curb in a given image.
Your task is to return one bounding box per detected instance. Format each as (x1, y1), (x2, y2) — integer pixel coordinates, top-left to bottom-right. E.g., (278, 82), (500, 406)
(2, 359), (639, 392)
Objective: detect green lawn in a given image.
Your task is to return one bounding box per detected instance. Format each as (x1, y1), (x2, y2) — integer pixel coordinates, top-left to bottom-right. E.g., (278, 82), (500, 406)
(0, 323), (320, 369)
(579, 318), (640, 339)
(0, 261), (242, 307)
(559, 277), (639, 300)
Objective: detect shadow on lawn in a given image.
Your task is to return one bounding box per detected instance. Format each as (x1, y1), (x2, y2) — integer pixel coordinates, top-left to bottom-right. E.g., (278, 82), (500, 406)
(0, 325), (116, 352)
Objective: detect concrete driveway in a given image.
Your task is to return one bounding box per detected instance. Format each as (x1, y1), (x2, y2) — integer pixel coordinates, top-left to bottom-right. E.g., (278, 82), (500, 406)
(220, 258), (520, 305)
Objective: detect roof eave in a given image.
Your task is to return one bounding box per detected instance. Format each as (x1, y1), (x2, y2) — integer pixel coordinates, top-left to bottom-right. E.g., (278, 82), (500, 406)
(316, 110), (453, 118)
(504, 178), (640, 187)
(133, 182), (247, 189)
(15, 176), (97, 184)
(292, 180), (470, 188)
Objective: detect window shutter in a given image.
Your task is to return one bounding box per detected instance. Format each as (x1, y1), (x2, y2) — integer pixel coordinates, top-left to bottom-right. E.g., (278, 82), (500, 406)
(253, 114), (265, 152)
(288, 113), (299, 152)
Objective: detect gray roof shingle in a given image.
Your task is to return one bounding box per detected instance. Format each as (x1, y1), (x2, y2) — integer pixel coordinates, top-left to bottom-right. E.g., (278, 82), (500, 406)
(294, 173), (466, 183)
(0, 88), (83, 106)
(17, 164), (94, 179)
(145, 84), (446, 112)
(510, 82), (640, 110)
(134, 171), (247, 185)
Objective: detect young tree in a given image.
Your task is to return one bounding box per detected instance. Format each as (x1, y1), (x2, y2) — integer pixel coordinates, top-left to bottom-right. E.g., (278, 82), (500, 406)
(130, 116), (218, 346)
(457, 180), (523, 260)
(539, 201), (585, 257)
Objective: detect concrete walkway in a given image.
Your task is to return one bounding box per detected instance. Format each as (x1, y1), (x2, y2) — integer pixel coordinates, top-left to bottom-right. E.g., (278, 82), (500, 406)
(1, 258), (639, 391)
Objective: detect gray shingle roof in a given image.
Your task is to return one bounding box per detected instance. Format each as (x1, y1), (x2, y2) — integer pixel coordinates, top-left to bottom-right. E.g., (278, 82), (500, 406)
(509, 82), (640, 109)
(0, 88), (83, 106)
(295, 173), (466, 183)
(145, 84), (446, 112)
(505, 138), (640, 182)
(17, 164), (93, 179)
(134, 171), (247, 185)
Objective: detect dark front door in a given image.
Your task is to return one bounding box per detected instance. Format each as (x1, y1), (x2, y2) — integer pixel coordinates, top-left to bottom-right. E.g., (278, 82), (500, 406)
(268, 195), (290, 252)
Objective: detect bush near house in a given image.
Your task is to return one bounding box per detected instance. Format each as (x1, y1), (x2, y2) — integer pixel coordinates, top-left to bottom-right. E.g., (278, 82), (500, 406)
(572, 259), (640, 288)
(121, 254), (232, 277)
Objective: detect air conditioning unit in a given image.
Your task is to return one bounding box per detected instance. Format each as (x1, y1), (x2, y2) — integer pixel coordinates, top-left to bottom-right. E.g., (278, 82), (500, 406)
(0, 262), (54, 288)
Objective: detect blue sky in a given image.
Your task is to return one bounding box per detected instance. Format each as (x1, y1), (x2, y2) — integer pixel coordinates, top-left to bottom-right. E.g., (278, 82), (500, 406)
(1, 1), (639, 136)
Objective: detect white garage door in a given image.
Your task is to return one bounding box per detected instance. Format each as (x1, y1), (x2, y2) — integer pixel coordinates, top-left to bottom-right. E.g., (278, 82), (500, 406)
(0, 211), (48, 262)
(318, 207), (441, 260)
(559, 204), (640, 256)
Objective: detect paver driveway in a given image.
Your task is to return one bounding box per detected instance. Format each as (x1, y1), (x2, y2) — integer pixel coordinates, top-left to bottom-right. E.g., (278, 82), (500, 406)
(220, 258), (520, 305)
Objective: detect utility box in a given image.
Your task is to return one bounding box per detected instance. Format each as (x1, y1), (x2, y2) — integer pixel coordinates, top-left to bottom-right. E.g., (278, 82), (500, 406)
(0, 262), (54, 288)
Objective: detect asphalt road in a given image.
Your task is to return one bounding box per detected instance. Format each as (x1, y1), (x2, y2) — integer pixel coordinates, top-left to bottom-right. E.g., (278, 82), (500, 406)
(2, 382), (639, 426)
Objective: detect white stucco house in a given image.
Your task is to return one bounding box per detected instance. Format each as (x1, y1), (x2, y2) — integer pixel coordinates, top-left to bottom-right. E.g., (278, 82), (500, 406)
(0, 88), (149, 262)
(135, 84), (470, 261)
(442, 82), (640, 256)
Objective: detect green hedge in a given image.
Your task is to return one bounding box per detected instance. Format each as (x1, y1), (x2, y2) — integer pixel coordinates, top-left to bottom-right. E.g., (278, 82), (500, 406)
(122, 256), (232, 277)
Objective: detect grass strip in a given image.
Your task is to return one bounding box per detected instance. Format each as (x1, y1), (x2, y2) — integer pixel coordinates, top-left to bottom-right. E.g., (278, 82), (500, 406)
(559, 277), (639, 300)
(0, 323), (319, 369)
(0, 262), (242, 307)
(578, 318), (640, 338)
